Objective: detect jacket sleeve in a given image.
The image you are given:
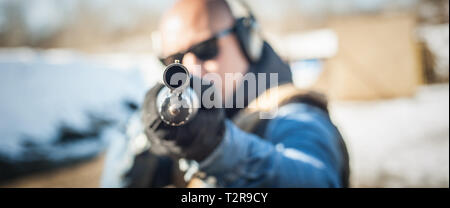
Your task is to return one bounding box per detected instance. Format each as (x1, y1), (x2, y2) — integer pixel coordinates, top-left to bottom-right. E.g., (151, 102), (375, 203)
(199, 103), (345, 187)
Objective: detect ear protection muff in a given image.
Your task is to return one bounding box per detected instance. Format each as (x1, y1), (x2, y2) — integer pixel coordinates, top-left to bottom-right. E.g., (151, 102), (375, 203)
(225, 0), (264, 64)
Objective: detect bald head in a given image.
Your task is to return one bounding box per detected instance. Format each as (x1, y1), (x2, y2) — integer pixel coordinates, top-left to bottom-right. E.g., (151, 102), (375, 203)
(160, 0), (235, 56)
(163, 0), (234, 31)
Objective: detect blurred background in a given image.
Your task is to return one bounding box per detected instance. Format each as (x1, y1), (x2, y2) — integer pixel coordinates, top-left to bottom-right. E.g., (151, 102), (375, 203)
(0, 0), (448, 187)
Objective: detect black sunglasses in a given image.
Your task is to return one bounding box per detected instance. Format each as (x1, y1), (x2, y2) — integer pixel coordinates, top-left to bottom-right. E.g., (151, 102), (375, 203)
(159, 26), (235, 66)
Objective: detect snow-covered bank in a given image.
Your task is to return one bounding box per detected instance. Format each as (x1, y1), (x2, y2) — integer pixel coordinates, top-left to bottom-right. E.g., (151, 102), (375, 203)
(0, 48), (158, 182)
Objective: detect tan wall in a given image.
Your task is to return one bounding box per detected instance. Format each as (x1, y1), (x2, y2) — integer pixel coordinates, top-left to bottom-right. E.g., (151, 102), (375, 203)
(314, 14), (423, 100)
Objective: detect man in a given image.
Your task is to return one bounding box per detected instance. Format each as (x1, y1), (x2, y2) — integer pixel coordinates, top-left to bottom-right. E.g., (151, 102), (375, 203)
(102, 0), (349, 188)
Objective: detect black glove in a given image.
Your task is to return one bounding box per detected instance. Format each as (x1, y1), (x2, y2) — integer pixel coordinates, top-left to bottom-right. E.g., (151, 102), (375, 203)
(142, 77), (225, 162)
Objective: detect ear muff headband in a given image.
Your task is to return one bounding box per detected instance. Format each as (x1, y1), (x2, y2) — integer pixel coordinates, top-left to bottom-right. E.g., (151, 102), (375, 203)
(225, 0), (263, 63)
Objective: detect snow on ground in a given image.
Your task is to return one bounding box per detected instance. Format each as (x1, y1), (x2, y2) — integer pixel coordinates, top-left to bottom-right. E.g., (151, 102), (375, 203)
(330, 84), (449, 187)
(0, 48), (160, 182)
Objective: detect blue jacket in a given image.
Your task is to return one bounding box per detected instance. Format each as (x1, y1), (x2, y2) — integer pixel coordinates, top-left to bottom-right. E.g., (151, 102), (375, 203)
(200, 103), (345, 187)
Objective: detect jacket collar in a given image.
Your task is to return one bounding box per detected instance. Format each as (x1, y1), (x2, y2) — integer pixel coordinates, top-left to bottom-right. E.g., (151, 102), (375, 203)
(225, 42), (293, 118)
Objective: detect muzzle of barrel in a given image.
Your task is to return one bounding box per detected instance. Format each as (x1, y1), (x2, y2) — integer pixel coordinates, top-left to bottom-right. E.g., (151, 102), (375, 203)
(163, 62), (190, 92)
(156, 61), (199, 126)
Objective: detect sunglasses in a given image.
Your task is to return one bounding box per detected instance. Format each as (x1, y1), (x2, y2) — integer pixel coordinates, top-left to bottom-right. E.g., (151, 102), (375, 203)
(159, 26), (235, 66)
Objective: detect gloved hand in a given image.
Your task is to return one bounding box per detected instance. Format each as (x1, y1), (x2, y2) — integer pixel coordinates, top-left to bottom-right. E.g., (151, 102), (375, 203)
(142, 77), (225, 162)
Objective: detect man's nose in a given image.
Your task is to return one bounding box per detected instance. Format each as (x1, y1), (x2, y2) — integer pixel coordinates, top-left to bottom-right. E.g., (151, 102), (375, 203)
(182, 52), (204, 77)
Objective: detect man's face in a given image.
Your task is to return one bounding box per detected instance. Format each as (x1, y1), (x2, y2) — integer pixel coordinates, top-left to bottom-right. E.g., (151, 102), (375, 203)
(159, 5), (249, 100)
